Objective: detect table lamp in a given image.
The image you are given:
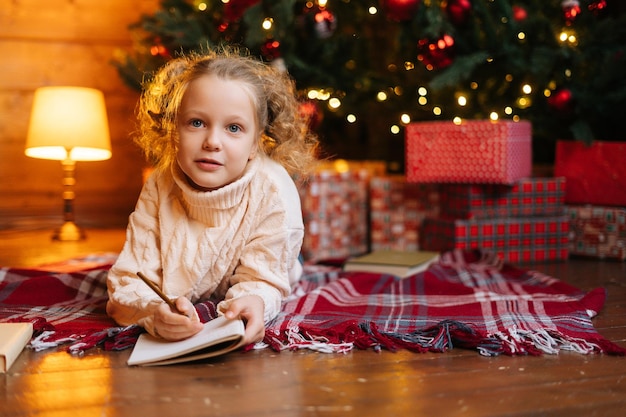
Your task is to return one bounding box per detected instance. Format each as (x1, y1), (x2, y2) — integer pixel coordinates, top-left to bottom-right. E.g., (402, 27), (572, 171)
(25, 86), (112, 241)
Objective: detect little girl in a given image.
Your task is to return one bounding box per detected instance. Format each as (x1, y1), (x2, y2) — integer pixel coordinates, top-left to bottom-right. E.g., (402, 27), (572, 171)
(106, 47), (318, 345)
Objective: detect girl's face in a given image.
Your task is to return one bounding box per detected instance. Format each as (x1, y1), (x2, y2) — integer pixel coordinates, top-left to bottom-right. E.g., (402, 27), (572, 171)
(176, 74), (258, 191)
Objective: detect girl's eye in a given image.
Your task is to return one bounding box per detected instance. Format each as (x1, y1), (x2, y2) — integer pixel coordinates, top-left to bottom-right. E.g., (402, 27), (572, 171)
(190, 119), (204, 128)
(228, 124), (241, 133)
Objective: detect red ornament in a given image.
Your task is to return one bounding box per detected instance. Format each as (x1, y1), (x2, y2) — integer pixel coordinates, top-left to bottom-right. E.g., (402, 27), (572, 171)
(261, 39), (281, 61)
(446, 0), (472, 25)
(149, 37), (171, 59)
(314, 9), (337, 39)
(512, 5), (528, 22)
(548, 88), (574, 114)
(417, 34), (455, 70)
(381, 0), (421, 22)
(224, 0), (261, 22)
(561, 0), (581, 25)
(588, 0), (607, 16)
(298, 100), (323, 131)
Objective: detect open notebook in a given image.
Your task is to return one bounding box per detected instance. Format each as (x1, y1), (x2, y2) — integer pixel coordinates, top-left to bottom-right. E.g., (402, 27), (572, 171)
(127, 316), (245, 366)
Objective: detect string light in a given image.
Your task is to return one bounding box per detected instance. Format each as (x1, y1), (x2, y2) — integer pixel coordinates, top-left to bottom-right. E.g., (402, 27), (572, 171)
(517, 97), (531, 108)
(559, 30), (578, 45)
(328, 98), (341, 109)
(262, 18), (273, 30)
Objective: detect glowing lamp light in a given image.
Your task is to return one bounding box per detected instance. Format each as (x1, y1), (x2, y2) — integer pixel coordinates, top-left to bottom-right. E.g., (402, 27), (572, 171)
(25, 86), (112, 241)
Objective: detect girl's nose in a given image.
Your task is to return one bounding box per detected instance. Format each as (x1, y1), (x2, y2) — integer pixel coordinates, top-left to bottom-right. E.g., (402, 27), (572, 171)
(202, 130), (221, 151)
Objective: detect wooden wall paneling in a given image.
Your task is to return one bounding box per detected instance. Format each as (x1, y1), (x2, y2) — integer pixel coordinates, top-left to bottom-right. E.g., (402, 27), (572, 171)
(0, 0), (159, 42)
(0, 0), (161, 229)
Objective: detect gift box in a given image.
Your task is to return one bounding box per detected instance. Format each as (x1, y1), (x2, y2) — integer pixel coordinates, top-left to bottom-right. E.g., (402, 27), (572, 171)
(554, 140), (626, 206)
(298, 167), (372, 263)
(439, 177), (566, 219)
(405, 120), (532, 184)
(566, 205), (626, 260)
(420, 216), (570, 263)
(369, 176), (440, 251)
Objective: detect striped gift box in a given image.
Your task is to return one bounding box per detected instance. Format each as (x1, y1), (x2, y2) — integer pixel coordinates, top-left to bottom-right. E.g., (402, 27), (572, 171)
(439, 177), (566, 219)
(420, 216), (570, 263)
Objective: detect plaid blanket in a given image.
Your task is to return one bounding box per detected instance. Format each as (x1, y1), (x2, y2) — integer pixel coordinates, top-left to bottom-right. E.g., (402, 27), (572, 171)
(0, 254), (140, 353)
(264, 250), (625, 356)
(1, 250), (624, 356)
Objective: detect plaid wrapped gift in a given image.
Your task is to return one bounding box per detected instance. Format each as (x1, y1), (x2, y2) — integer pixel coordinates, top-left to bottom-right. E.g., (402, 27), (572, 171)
(406, 120), (532, 184)
(369, 176), (440, 251)
(299, 167), (371, 263)
(420, 216), (570, 263)
(439, 177), (566, 219)
(566, 205), (626, 260)
(555, 140), (626, 206)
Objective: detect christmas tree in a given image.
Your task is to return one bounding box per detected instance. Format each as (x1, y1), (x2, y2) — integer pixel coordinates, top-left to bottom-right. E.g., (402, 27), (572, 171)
(114, 0), (626, 170)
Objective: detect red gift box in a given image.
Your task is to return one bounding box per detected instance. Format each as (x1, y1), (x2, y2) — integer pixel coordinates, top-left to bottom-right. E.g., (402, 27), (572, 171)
(439, 177), (566, 219)
(554, 140), (626, 206)
(299, 168), (370, 263)
(566, 205), (626, 260)
(369, 176), (440, 251)
(420, 216), (570, 263)
(405, 120), (532, 184)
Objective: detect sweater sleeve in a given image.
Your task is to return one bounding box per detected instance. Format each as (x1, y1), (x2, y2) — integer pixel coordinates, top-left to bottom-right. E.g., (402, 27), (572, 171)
(105, 175), (167, 336)
(217, 164), (304, 322)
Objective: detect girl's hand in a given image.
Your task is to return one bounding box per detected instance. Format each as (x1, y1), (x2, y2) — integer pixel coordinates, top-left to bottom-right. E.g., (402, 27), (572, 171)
(153, 297), (203, 341)
(223, 295), (265, 345)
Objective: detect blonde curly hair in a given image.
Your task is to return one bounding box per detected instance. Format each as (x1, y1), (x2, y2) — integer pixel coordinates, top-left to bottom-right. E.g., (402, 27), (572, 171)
(135, 46), (319, 176)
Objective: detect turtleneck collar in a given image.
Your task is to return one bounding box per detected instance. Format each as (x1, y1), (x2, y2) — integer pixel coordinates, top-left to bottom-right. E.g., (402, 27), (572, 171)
(172, 156), (261, 211)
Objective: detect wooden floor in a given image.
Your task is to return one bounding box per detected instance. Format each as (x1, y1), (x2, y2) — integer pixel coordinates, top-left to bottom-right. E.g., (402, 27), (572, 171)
(1, 228), (625, 417)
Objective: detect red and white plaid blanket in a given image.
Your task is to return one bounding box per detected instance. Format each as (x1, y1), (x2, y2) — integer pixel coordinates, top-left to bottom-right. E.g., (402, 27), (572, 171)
(265, 250), (625, 355)
(1, 250), (624, 356)
(0, 253), (140, 353)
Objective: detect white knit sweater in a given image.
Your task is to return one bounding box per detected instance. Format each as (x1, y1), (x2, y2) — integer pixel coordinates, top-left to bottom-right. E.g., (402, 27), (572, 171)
(106, 155), (304, 336)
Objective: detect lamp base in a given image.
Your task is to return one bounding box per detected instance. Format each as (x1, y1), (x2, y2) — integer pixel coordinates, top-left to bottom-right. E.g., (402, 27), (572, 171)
(52, 221), (86, 241)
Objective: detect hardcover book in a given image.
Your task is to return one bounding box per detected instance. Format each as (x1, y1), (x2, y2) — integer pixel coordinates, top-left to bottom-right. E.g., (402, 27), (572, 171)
(343, 250), (440, 278)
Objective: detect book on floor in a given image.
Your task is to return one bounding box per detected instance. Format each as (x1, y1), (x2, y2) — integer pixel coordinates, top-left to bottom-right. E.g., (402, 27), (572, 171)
(127, 315), (246, 366)
(343, 250), (440, 278)
(1, 322), (34, 373)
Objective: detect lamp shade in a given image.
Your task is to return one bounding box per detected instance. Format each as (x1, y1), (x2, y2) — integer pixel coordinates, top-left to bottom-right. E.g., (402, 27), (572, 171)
(25, 86), (112, 161)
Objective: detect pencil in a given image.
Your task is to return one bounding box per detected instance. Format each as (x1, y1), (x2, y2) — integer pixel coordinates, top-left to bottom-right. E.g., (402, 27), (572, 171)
(136, 271), (182, 314)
